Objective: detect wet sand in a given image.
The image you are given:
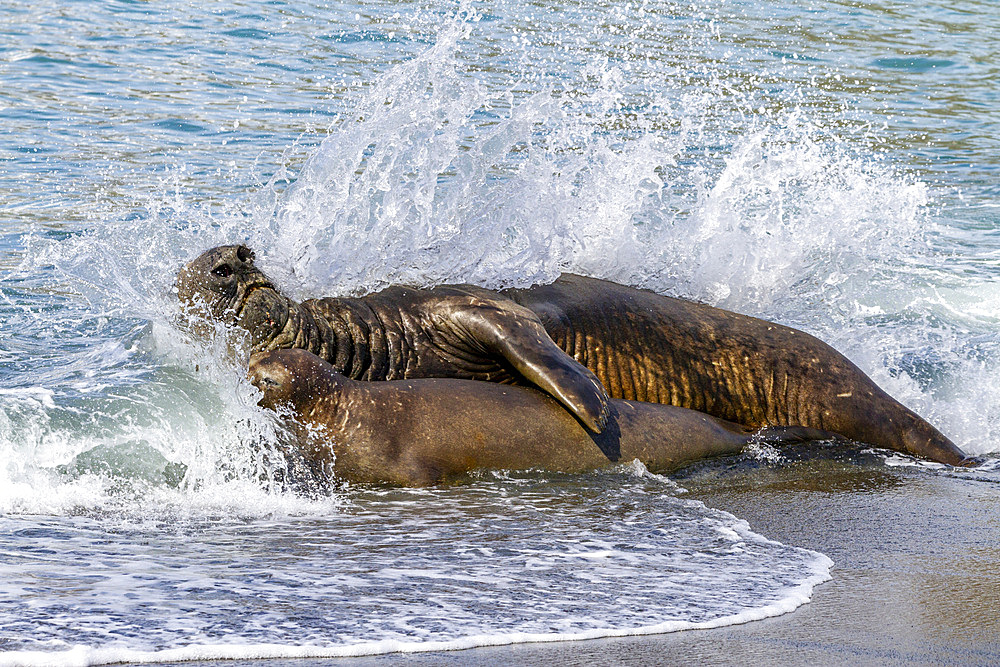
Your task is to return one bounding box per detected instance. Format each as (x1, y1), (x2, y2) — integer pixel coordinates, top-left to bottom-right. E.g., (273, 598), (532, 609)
(171, 452), (1000, 667)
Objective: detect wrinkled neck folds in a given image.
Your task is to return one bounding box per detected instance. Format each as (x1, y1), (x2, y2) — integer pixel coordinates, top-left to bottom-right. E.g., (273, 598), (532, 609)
(301, 298), (412, 381)
(239, 292), (411, 382)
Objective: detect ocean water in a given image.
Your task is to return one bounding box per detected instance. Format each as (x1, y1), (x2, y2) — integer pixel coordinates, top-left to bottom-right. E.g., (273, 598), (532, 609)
(1, 0), (997, 663)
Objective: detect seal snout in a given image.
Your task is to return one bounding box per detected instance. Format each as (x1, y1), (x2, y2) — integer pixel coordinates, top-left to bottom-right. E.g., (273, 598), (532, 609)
(213, 245), (255, 276)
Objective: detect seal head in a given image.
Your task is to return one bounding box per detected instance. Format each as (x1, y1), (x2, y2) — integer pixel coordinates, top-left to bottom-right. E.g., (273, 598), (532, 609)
(249, 348), (340, 415)
(177, 245), (292, 352)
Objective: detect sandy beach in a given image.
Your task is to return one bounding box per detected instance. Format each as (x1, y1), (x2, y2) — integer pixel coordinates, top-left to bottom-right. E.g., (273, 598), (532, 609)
(448, 455), (1000, 665)
(166, 452), (999, 667)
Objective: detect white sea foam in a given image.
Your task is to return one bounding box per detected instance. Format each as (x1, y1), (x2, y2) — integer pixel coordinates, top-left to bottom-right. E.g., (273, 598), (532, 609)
(0, 568), (831, 667)
(0, 474), (832, 666)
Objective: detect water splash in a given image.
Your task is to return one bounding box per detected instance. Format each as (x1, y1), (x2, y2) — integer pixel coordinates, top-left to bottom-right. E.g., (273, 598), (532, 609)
(5, 0), (999, 517)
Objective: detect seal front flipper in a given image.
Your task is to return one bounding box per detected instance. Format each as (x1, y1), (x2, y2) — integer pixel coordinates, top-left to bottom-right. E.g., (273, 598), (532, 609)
(448, 302), (611, 433)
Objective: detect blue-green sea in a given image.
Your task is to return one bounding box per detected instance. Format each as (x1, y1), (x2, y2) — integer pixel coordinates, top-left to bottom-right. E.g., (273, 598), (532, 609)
(1, 1), (998, 663)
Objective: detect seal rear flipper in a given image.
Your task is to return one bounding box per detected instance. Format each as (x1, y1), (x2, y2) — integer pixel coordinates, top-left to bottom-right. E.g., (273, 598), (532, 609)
(755, 425), (842, 445)
(449, 304), (611, 433)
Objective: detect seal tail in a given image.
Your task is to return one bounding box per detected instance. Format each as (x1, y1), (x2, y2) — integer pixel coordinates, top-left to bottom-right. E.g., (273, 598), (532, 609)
(846, 398), (977, 466)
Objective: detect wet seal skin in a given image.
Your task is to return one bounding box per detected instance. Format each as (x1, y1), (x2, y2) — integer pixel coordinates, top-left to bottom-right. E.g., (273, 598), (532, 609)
(249, 348), (835, 486)
(177, 245), (610, 435)
(179, 245), (978, 467)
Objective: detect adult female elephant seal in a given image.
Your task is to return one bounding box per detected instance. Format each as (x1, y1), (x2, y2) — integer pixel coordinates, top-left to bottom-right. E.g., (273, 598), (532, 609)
(177, 245), (975, 466)
(249, 349), (832, 486)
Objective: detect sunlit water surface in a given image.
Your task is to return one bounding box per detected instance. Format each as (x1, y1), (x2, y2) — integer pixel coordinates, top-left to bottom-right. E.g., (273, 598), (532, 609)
(1, 0), (998, 663)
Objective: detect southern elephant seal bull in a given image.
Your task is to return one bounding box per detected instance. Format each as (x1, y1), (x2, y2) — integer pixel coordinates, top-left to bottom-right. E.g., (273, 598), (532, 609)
(249, 348), (833, 486)
(177, 245), (975, 466)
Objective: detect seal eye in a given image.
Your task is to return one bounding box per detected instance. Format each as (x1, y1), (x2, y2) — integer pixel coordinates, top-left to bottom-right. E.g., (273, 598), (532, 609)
(237, 246), (254, 264)
(212, 264), (234, 278)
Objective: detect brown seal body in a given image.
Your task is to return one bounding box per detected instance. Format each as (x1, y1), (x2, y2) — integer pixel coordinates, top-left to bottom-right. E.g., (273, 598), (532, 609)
(249, 349), (833, 486)
(178, 245), (974, 466)
(503, 275), (973, 467)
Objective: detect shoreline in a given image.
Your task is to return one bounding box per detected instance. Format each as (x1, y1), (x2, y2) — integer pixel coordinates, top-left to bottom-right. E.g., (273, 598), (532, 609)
(156, 456), (1000, 667)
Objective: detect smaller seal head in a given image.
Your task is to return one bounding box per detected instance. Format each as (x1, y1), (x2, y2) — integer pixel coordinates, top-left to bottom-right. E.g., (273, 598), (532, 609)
(248, 351), (296, 412)
(249, 349), (342, 414)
